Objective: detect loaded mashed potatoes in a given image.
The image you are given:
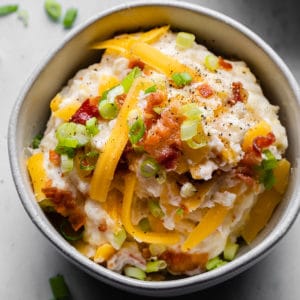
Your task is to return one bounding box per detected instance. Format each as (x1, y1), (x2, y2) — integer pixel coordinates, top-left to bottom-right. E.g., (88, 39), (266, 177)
(27, 26), (290, 280)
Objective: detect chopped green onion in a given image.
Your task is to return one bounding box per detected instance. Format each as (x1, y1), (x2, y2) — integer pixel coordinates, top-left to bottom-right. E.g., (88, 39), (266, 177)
(132, 144), (145, 153)
(113, 227), (127, 249)
(61, 154), (74, 173)
(140, 157), (160, 178)
(152, 106), (162, 114)
(186, 125), (207, 149)
(148, 200), (164, 219)
(55, 145), (75, 158)
(0, 4), (18, 16)
(172, 72), (192, 87)
(79, 151), (99, 171)
(223, 240), (239, 261)
(56, 122), (89, 148)
(145, 85), (157, 94)
(45, 0), (62, 22)
(204, 54), (219, 72)
(176, 32), (195, 49)
(98, 100), (118, 119)
(86, 117), (99, 136)
(60, 219), (83, 242)
(121, 67), (141, 93)
(259, 169), (276, 190)
(39, 198), (55, 212)
(180, 182), (197, 198)
(176, 207), (184, 216)
(32, 133), (43, 149)
(180, 119), (198, 141)
(124, 266), (146, 280)
(106, 85), (124, 103)
(63, 8), (77, 29)
(138, 218), (151, 232)
(149, 244), (166, 257)
(129, 118), (145, 144)
(261, 149), (278, 170)
(155, 169), (166, 184)
(180, 103), (202, 120)
(146, 260), (167, 273)
(49, 274), (71, 300)
(17, 9), (29, 26)
(206, 256), (227, 271)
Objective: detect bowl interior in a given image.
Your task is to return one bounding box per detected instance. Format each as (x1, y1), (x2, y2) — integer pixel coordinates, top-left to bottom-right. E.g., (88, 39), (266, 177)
(9, 2), (300, 296)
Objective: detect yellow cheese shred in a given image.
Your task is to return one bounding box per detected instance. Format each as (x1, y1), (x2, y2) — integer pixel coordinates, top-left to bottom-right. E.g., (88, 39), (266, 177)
(121, 172), (180, 245)
(89, 77), (154, 202)
(181, 204), (229, 252)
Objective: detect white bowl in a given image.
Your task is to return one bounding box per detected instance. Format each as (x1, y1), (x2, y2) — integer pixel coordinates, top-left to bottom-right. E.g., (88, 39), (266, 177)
(8, 1), (300, 296)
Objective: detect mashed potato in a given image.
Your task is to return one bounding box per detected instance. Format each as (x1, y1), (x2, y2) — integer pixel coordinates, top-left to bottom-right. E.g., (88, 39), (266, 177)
(27, 27), (290, 280)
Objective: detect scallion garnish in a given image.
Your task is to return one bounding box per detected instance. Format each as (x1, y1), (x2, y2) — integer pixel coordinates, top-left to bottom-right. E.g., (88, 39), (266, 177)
(55, 145), (75, 158)
(98, 100), (118, 119)
(79, 151), (99, 171)
(113, 227), (127, 249)
(32, 133), (43, 149)
(121, 67), (141, 93)
(140, 157), (160, 178)
(180, 119), (198, 141)
(63, 8), (77, 29)
(176, 32), (195, 49)
(205, 256), (227, 271)
(129, 118), (145, 144)
(39, 198), (55, 212)
(0, 4), (18, 16)
(148, 199), (164, 219)
(172, 72), (192, 88)
(60, 219), (83, 241)
(223, 240), (239, 261)
(124, 266), (146, 280)
(180, 103), (202, 120)
(45, 0), (62, 22)
(49, 274), (71, 300)
(145, 85), (157, 94)
(204, 54), (219, 72)
(60, 154), (74, 173)
(138, 218), (151, 232)
(86, 117), (99, 136)
(17, 9), (29, 27)
(145, 260), (167, 273)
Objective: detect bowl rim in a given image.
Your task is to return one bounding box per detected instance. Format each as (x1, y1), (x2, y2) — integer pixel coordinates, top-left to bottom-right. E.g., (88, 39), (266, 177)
(8, 0), (300, 294)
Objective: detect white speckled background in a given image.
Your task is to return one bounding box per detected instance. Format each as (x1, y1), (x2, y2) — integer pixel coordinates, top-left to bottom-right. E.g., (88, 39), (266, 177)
(1, 0), (299, 299)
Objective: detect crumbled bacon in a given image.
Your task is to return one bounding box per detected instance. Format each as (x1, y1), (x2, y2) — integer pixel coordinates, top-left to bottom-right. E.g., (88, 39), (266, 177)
(156, 146), (181, 170)
(235, 166), (256, 186)
(230, 82), (248, 104)
(160, 251), (208, 274)
(68, 208), (86, 231)
(218, 57), (233, 70)
(253, 132), (276, 156)
(241, 151), (262, 166)
(197, 83), (214, 98)
(98, 220), (108, 232)
(115, 93), (127, 109)
(128, 59), (145, 70)
(49, 150), (61, 167)
(144, 92), (165, 129)
(70, 98), (100, 125)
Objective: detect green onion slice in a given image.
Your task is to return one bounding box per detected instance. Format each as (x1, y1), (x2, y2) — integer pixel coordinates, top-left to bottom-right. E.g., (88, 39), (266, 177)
(63, 8), (77, 29)
(98, 100), (118, 120)
(146, 260), (167, 273)
(145, 85), (157, 94)
(86, 117), (99, 136)
(113, 227), (127, 249)
(223, 240), (239, 261)
(39, 198), (55, 213)
(140, 157), (160, 178)
(79, 151), (99, 171)
(55, 145), (75, 158)
(60, 219), (83, 242)
(172, 72), (192, 88)
(124, 266), (146, 280)
(49, 274), (71, 300)
(204, 54), (219, 72)
(149, 244), (166, 256)
(180, 119), (198, 141)
(17, 9), (29, 27)
(129, 118), (145, 144)
(61, 154), (74, 173)
(206, 256), (227, 271)
(0, 4), (18, 16)
(180, 103), (202, 120)
(44, 0), (62, 21)
(176, 32), (195, 49)
(138, 218), (151, 232)
(121, 67), (141, 93)
(148, 199), (164, 219)
(32, 133), (43, 149)
(106, 85), (124, 103)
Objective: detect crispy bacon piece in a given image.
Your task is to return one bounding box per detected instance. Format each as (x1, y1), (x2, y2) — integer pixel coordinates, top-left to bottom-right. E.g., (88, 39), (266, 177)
(49, 150), (61, 167)
(230, 82), (248, 104)
(98, 220), (108, 232)
(70, 98), (100, 125)
(235, 166), (256, 186)
(128, 59), (145, 70)
(197, 83), (214, 98)
(253, 132), (276, 156)
(241, 151), (262, 166)
(68, 208), (86, 231)
(115, 93), (127, 109)
(144, 92), (165, 129)
(160, 251), (208, 274)
(218, 57), (233, 70)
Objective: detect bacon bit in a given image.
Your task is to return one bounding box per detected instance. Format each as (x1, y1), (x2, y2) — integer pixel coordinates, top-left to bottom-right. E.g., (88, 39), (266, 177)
(115, 93), (127, 109)
(98, 220), (107, 232)
(49, 150), (61, 167)
(235, 166), (256, 186)
(144, 92), (165, 129)
(197, 83), (214, 98)
(141, 247), (151, 259)
(253, 132), (276, 156)
(218, 57), (232, 70)
(231, 82), (248, 104)
(68, 208), (86, 231)
(70, 98), (100, 125)
(128, 59), (145, 70)
(160, 251), (208, 274)
(241, 151), (262, 166)
(143, 108), (183, 170)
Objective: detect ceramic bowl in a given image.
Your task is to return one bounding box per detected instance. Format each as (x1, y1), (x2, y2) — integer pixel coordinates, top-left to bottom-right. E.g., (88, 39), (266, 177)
(8, 1), (300, 296)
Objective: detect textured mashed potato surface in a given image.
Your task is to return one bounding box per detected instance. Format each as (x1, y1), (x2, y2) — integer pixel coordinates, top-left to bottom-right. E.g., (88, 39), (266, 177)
(29, 28), (289, 279)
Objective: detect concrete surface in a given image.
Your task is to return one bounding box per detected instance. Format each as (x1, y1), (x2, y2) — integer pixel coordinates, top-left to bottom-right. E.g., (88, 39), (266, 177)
(1, 0), (299, 299)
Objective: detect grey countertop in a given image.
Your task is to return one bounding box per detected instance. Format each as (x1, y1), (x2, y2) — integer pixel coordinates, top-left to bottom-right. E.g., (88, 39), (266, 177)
(1, 0), (299, 299)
